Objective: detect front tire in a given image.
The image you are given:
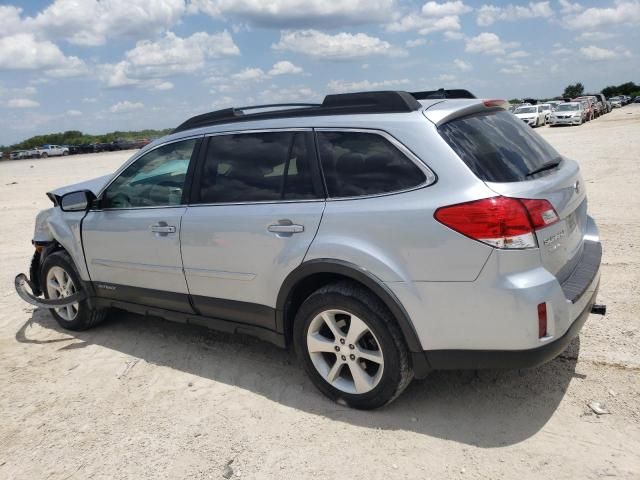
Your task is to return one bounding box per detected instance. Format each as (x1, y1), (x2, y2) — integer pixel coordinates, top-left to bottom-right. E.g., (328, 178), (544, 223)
(293, 281), (413, 409)
(41, 251), (107, 331)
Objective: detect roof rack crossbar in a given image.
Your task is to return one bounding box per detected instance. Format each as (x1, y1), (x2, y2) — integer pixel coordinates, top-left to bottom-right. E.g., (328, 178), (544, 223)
(237, 103), (321, 111)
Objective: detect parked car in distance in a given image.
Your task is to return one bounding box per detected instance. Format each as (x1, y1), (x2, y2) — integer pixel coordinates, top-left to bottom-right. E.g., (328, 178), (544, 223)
(10, 150), (28, 160)
(63, 145), (81, 155)
(634, 96), (640, 103)
(13, 90), (604, 409)
(514, 104), (546, 127)
(31, 144), (70, 158)
(539, 103), (553, 122)
(610, 96), (623, 108)
(574, 97), (595, 120)
(548, 102), (585, 126)
(588, 93), (609, 114)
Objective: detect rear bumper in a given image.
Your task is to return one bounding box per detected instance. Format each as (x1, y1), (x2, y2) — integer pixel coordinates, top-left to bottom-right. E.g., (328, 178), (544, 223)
(420, 283), (598, 370)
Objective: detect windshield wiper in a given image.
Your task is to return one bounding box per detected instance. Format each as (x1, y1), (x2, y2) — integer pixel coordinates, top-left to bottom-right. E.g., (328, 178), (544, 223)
(525, 160), (562, 178)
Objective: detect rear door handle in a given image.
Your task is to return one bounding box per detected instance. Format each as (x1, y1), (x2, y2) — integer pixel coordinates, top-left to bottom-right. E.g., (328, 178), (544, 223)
(268, 222), (304, 234)
(150, 224), (176, 234)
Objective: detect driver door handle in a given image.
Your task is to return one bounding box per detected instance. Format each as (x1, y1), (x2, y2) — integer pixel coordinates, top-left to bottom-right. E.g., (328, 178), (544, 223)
(150, 224), (176, 234)
(267, 223), (304, 234)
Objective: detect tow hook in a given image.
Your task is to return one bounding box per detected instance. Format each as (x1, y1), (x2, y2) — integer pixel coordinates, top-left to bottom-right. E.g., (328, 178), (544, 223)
(14, 273), (86, 308)
(591, 304), (607, 316)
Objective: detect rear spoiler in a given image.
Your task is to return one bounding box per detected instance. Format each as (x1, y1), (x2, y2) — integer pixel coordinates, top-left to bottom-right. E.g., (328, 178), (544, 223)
(423, 99), (508, 126)
(411, 89), (476, 100)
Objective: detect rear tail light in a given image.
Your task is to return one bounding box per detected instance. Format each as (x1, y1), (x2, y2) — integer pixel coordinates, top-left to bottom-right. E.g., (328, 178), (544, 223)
(434, 196), (559, 249)
(538, 303), (548, 338)
(483, 99), (508, 108)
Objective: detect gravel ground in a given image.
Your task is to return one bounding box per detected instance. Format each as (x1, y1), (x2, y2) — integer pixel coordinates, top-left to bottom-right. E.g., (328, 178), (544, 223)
(1, 105), (639, 479)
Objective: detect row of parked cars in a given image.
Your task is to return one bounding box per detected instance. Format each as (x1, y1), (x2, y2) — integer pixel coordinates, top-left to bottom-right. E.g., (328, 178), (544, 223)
(509, 93), (639, 128)
(9, 138), (151, 160)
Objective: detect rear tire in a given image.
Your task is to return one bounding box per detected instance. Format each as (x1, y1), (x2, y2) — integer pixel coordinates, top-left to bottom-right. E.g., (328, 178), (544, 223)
(293, 281), (413, 409)
(41, 251), (107, 331)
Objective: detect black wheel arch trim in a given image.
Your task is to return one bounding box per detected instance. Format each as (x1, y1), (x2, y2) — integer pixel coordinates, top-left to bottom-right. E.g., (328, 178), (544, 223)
(276, 259), (430, 377)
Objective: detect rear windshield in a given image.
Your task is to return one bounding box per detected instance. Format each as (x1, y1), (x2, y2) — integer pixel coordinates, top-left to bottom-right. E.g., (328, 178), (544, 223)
(557, 103), (579, 111)
(438, 110), (562, 182)
(515, 107), (536, 114)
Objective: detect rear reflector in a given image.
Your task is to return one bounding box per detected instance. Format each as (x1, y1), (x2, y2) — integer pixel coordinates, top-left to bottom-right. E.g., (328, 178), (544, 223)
(538, 303), (548, 338)
(434, 196), (559, 249)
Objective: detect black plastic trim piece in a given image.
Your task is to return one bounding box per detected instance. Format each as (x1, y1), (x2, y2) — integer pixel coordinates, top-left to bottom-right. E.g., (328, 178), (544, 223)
(91, 282), (195, 314)
(173, 91), (423, 134)
(560, 240), (602, 303)
(191, 295), (276, 330)
(423, 283), (599, 370)
(276, 258), (430, 378)
(93, 297), (285, 348)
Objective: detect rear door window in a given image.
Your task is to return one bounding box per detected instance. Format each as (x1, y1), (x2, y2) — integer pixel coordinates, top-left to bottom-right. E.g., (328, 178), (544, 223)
(438, 110), (562, 182)
(317, 131), (426, 198)
(196, 131), (318, 203)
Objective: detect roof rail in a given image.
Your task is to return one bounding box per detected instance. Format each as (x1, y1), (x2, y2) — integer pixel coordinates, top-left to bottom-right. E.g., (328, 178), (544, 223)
(172, 91), (422, 133)
(411, 88), (476, 100)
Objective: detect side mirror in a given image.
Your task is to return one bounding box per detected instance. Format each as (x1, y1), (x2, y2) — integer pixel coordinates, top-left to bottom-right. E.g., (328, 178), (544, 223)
(60, 190), (95, 212)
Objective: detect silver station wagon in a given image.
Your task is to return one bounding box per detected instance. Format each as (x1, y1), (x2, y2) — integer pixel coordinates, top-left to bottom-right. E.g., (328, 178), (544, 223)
(16, 89), (605, 409)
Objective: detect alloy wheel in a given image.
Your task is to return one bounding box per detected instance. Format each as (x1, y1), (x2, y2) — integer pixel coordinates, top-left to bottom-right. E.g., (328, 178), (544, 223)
(46, 266), (79, 321)
(306, 309), (384, 395)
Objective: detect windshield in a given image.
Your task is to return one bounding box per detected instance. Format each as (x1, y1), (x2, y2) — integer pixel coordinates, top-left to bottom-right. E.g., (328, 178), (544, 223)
(557, 104), (579, 111)
(438, 110), (562, 182)
(515, 107), (536, 114)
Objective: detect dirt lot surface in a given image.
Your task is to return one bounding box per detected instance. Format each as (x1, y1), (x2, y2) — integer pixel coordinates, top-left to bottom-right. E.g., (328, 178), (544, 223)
(1, 106), (639, 479)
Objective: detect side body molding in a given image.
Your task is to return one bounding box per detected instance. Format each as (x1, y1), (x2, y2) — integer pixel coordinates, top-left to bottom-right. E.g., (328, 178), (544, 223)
(276, 259), (430, 377)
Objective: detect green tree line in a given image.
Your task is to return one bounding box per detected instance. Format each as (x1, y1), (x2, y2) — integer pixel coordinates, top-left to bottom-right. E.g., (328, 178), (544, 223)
(1, 128), (172, 153)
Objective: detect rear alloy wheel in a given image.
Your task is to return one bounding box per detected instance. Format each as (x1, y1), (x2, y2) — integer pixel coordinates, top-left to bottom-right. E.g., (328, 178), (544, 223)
(294, 282), (413, 409)
(306, 309), (384, 395)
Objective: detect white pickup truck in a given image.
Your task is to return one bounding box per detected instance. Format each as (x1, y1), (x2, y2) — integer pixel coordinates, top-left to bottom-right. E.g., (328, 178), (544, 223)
(29, 145), (69, 158)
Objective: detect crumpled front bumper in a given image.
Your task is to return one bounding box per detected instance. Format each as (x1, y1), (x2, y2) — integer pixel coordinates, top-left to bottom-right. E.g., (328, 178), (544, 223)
(15, 272), (86, 308)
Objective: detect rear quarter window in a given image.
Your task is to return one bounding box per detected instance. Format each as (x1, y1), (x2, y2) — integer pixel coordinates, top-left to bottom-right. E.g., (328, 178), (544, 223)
(317, 131), (427, 198)
(438, 110), (562, 182)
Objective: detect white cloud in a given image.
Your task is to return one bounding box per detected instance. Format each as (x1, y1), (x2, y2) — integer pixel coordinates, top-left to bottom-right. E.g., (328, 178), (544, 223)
(580, 45), (620, 60)
(499, 64), (529, 75)
(268, 60), (303, 75)
(508, 50), (530, 58)
(422, 1), (472, 16)
(0, 5), (24, 36)
(387, 14), (461, 34)
(109, 101), (145, 114)
(8, 98), (40, 108)
(563, 1), (640, 29)
(438, 73), (457, 82)
(273, 30), (406, 60)
(188, 0), (394, 27)
(24, 0), (186, 46)
(154, 81), (175, 90)
(406, 38), (428, 47)
(256, 86), (321, 103)
(101, 31), (239, 88)
(576, 31), (617, 42)
(232, 67), (268, 81)
(453, 58), (472, 70)
(66, 109), (82, 116)
(558, 0), (583, 14)
(477, 2), (554, 26)
(327, 78), (410, 92)
(0, 33), (86, 76)
(82, 97), (98, 103)
(465, 33), (519, 55)
(444, 30), (465, 40)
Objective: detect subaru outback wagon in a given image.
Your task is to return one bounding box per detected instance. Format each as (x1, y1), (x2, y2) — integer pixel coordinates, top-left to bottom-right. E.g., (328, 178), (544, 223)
(16, 90), (604, 409)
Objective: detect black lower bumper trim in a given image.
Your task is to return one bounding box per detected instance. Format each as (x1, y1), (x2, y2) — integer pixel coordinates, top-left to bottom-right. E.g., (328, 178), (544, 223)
(422, 285), (598, 370)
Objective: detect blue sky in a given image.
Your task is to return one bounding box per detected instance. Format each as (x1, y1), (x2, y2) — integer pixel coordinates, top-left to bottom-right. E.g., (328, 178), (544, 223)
(0, 0), (638, 145)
